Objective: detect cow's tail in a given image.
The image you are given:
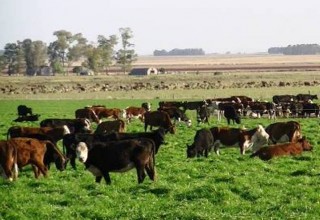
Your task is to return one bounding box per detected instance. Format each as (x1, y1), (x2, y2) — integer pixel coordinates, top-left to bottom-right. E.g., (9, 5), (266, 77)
(250, 151), (258, 158)
(12, 143), (19, 180)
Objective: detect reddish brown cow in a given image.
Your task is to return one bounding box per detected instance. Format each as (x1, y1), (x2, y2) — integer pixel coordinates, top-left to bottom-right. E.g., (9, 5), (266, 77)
(144, 111), (176, 134)
(75, 108), (101, 124)
(94, 119), (126, 134)
(250, 136), (312, 160)
(95, 108), (122, 120)
(7, 126), (70, 145)
(0, 140), (18, 181)
(123, 106), (146, 122)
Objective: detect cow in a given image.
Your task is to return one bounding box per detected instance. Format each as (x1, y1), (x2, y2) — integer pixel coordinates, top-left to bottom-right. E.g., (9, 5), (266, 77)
(210, 125), (269, 155)
(76, 138), (156, 185)
(246, 101), (276, 119)
(158, 106), (192, 127)
(302, 102), (320, 118)
(94, 119), (126, 135)
(196, 105), (210, 124)
(181, 100), (207, 112)
(7, 126), (70, 145)
(63, 128), (166, 170)
(158, 101), (184, 110)
(17, 105), (33, 117)
(40, 118), (92, 134)
(144, 111), (175, 134)
(250, 136), (312, 161)
(123, 106), (147, 123)
(272, 95), (297, 104)
(187, 128), (213, 158)
(296, 94), (318, 102)
(223, 105), (241, 125)
(13, 114), (40, 122)
(0, 140), (18, 181)
(141, 102), (151, 111)
(75, 108), (101, 124)
(95, 108), (123, 120)
(265, 121), (302, 144)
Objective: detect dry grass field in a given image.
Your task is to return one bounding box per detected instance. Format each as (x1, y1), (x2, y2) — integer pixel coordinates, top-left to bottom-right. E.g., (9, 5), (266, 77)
(1, 54), (320, 100)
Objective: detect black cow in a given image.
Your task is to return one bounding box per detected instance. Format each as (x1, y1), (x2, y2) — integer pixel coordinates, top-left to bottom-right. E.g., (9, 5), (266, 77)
(187, 128), (214, 158)
(63, 128), (166, 169)
(182, 100), (207, 112)
(14, 114), (40, 122)
(223, 105), (241, 125)
(197, 105), (210, 124)
(40, 118), (92, 134)
(76, 138), (156, 185)
(272, 95), (297, 104)
(17, 105), (33, 117)
(158, 106), (191, 127)
(296, 94), (318, 102)
(302, 103), (319, 117)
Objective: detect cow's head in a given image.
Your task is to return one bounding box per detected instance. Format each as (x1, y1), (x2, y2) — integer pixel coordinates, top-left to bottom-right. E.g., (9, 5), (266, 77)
(299, 136), (313, 151)
(235, 116), (241, 124)
(168, 125), (176, 134)
(76, 142), (89, 163)
(186, 144), (196, 158)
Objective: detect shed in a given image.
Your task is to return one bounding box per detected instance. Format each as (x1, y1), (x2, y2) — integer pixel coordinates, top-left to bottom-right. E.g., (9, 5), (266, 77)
(129, 67), (158, 76)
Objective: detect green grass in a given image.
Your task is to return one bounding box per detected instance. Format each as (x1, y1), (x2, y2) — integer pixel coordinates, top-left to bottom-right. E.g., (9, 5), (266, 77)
(1, 99), (320, 219)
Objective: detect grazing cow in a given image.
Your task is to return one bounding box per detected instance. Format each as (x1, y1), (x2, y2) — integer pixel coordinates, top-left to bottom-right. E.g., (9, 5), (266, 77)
(95, 108), (123, 120)
(250, 136), (312, 160)
(76, 138), (156, 185)
(75, 108), (101, 124)
(158, 106), (192, 127)
(14, 114), (40, 122)
(123, 106), (147, 123)
(94, 119), (126, 135)
(1, 138), (48, 178)
(210, 125), (269, 155)
(187, 128), (214, 158)
(196, 105), (210, 124)
(265, 121), (302, 144)
(141, 102), (151, 111)
(246, 101), (276, 119)
(272, 95), (297, 104)
(296, 94), (318, 102)
(7, 126), (70, 145)
(181, 100), (207, 112)
(144, 111), (176, 134)
(158, 101), (184, 110)
(40, 118), (92, 134)
(17, 105), (33, 117)
(223, 105), (241, 125)
(0, 140), (18, 181)
(302, 102), (320, 117)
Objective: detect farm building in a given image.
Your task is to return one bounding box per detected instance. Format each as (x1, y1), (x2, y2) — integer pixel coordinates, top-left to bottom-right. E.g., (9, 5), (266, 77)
(129, 67), (158, 76)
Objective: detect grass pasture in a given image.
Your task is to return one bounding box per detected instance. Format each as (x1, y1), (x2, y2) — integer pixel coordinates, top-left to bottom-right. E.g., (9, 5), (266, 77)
(1, 99), (320, 219)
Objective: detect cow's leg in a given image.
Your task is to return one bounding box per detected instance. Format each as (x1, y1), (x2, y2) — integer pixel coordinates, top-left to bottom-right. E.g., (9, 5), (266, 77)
(136, 165), (146, 184)
(144, 123), (148, 132)
(204, 149), (208, 157)
(32, 162), (48, 178)
(213, 141), (221, 155)
(95, 176), (103, 183)
(145, 158), (156, 181)
(102, 172), (111, 185)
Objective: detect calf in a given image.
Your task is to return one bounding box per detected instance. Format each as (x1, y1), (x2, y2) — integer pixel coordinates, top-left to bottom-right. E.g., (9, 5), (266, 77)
(17, 105), (33, 117)
(123, 106), (147, 123)
(76, 138), (156, 185)
(75, 108), (101, 124)
(187, 128), (213, 158)
(144, 111), (176, 134)
(250, 137), (312, 160)
(223, 105), (241, 125)
(197, 105), (210, 124)
(94, 119), (126, 134)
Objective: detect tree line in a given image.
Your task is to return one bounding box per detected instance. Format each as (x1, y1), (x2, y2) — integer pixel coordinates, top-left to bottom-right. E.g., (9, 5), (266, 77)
(268, 44), (320, 55)
(0, 28), (137, 75)
(153, 48), (205, 56)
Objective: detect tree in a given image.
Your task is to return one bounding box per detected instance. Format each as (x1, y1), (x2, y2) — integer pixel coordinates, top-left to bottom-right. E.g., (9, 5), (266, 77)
(48, 30), (73, 73)
(97, 34), (117, 73)
(115, 28), (137, 74)
(22, 39), (47, 75)
(3, 42), (25, 75)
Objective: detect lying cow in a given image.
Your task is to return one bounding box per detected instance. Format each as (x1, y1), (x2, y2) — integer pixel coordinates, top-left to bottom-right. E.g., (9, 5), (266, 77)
(187, 128), (213, 158)
(94, 119), (126, 135)
(265, 121), (302, 144)
(14, 114), (40, 122)
(210, 125), (269, 155)
(158, 106), (192, 127)
(76, 138), (156, 185)
(17, 105), (33, 117)
(250, 136), (312, 160)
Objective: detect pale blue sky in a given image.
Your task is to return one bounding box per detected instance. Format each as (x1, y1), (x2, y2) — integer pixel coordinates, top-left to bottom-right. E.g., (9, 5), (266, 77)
(1, 0), (320, 55)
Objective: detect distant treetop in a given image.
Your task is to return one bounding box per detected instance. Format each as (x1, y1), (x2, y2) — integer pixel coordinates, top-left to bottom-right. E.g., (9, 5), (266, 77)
(153, 48), (205, 56)
(268, 44), (320, 55)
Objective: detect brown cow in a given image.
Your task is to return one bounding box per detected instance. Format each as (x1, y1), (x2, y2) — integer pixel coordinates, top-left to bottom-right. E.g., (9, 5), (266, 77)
(76, 138), (156, 185)
(7, 126), (70, 145)
(144, 111), (176, 134)
(0, 140), (18, 181)
(94, 108), (123, 120)
(123, 106), (147, 123)
(265, 121), (302, 144)
(250, 136), (312, 160)
(75, 108), (101, 124)
(210, 125), (269, 155)
(94, 119), (126, 134)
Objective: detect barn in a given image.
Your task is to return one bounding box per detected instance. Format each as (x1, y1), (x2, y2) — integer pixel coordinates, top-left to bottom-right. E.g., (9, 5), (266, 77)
(129, 67), (158, 76)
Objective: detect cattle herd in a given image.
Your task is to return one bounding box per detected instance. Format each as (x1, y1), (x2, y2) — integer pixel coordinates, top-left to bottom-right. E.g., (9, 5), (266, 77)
(0, 93), (317, 185)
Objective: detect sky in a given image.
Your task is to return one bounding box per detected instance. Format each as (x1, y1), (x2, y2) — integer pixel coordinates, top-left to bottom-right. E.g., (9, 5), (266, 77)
(1, 0), (320, 55)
